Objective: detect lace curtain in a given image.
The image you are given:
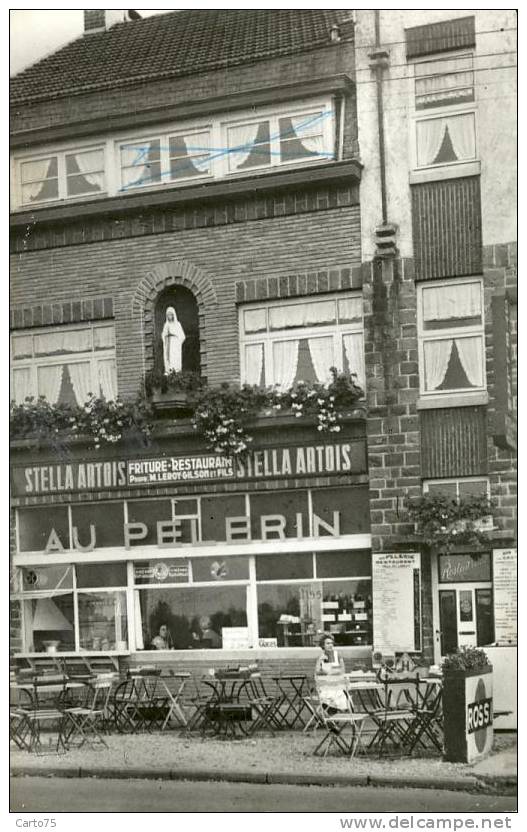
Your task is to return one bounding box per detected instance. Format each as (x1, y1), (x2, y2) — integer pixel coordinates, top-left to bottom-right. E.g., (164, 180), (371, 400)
(447, 114), (476, 161)
(98, 359), (117, 400)
(273, 340), (299, 390)
(71, 150), (103, 190)
(289, 115), (324, 155)
(269, 300), (334, 330)
(13, 368), (32, 403)
(121, 141), (159, 188)
(35, 328), (92, 356)
(418, 114), (475, 166)
(37, 365), (64, 403)
(423, 282), (481, 321)
(417, 119), (445, 166)
(456, 337), (483, 387)
(424, 339), (453, 390)
(69, 362), (93, 406)
(21, 158), (54, 202)
(244, 344), (264, 386)
(343, 333), (365, 388)
(308, 337), (334, 384)
(228, 122), (261, 170)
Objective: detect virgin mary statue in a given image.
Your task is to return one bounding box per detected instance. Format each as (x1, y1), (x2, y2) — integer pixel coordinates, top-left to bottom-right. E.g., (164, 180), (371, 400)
(162, 306), (186, 374)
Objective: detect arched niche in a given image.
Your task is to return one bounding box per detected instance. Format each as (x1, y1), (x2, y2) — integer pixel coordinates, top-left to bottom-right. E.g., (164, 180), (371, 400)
(155, 286), (201, 374)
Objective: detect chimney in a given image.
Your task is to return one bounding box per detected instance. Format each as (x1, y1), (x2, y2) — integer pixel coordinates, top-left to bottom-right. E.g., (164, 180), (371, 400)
(84, 10), (133, 34)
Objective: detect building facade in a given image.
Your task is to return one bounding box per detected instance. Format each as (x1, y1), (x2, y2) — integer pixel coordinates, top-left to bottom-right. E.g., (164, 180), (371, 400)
(10, 10), (516, 712)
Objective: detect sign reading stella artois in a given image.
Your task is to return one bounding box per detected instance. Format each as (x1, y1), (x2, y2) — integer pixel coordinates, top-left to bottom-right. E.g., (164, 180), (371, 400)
(12, 440), (365, 497)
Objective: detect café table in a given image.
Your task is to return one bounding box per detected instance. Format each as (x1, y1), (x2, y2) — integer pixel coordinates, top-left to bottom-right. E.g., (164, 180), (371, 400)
(10, 679), (90, 753)
(112, 673), (189, 733)
(272, 674), (310, 728)
(199, 674), (257, 739)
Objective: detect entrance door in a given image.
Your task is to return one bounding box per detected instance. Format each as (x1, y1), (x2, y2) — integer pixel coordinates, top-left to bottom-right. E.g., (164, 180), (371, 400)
(438, 583), (494, 655)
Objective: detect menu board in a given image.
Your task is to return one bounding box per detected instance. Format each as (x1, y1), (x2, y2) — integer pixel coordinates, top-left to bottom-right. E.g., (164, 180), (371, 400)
(492, 548), (517, 644)
(372, 553), (421, 653)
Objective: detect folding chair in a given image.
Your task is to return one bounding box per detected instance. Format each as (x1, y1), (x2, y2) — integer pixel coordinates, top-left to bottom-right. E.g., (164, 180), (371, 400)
(367, 679), (417, 757)
(10, 708), (32, 750)
(61, 678), (113, 749)
(23, 677), (69, 754)
(246, 676), (282, 736)
(302, 685), (325, 733)
(313, 679), (368, 758)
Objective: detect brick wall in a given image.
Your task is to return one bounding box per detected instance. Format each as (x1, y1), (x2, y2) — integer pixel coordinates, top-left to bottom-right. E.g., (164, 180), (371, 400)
(11, 200), (361, 398)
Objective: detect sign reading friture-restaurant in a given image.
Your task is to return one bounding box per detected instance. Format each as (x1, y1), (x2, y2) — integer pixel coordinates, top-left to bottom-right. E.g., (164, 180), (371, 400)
(12, 439), (366, 497)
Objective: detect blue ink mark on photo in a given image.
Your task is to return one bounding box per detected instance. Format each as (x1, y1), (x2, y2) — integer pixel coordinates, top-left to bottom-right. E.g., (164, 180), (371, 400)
(119, 110), (334, 191)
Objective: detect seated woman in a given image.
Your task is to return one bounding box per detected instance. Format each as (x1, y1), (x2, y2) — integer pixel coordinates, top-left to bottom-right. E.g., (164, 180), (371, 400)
(151, 623), (174, 650)
(315, 633), (349, 712)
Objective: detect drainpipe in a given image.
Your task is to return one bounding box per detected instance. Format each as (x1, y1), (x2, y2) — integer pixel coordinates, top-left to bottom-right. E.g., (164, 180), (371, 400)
(369, 11), (397, 256)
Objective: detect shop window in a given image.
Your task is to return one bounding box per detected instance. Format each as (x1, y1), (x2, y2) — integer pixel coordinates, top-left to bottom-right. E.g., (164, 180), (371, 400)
(133, 560), (190, 586)
(17, 146), (105, 206)
(249, 490), (309, 540)
(191, 556), (249, 583)
(71, 502), (125, 548)
(316, 550), (371, 579)
(10, 323), (117, 405)
(77, 590), (128, 652)
(154, 287), (201, 376)
(201, 495), (246, 542)
(256, 553), (314, 581)
(257, 579), (372, 647)
(417, 279), (485, 396)
(22, 593), (76, 654)
(17, 506), (70, 553)
(311, 486), (370, 536)
(134, 586), (248, 650)
(76, 563), (127, 588)
(240, 293), (364, 389)
(127, 499), (173, 546)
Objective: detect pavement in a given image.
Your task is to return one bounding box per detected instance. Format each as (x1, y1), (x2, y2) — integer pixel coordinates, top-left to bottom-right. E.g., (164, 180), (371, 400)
(10, 730), (517, 796)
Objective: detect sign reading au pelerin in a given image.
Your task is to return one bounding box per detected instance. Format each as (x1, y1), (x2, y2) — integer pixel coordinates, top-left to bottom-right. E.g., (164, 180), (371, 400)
(12, 440), (365, 496)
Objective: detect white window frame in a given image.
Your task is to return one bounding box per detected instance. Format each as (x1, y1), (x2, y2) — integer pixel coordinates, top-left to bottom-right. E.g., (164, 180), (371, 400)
(417, 277), (485, 399)
(239, 292), (364, 389)
(409, 50), (478, 172)
(11, 97), (336, 210)
(15, 142), (107, 208)
(10, 322), (117, 406)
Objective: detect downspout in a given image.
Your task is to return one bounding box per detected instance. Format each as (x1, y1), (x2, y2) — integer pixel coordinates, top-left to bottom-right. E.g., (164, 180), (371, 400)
(372, 10), (388, 225)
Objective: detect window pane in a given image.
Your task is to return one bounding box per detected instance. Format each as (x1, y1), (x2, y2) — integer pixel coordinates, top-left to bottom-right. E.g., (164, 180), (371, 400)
(12, 367), (33, 403)
(136, 586), (247, 649)
(321, 579), (372, 646)
(476, 588), (494, 646)
(269, 300), (335, 330)
(71, 502), (125, 548)
(23, 594), (75, 653)
(311, 487), (370, 536)
(279, 114), (325, 163)
(97, 358), (117, 400)
(36, 364), (64, 403)
(66, 170), (104, 195)
(228, 121), (270, 171)
(438, 553), (491, 583)
(93, 326), (115, 350)
(243, 308), (267, 333)
(250, 490), (309, 540)
(257, 583), (318, 646)
(18, 506), (70, 552)
(11, 334), (33, 359)
(422, 282), (481, 324)
(22, 565), (74, 592)
(416, 113), (475, 167)
(169, 132), (210, 178)
(415, 56), (474, 109)
(458, 480), (488, 498)
(34, 328), (92, 356)
(201, 495), (246, 542)
(192, 556), (249, 582)
(121, 140), (161, 188)
(76, 563), (127, 588)
(316, 550), (372, 579)
(256, 552), (313, 581)
(134, 559), (190, 585)
(244, 343), (265, 386)
(423, 337), (483, 391)
(78, 591), (128, 651)
(20, 157), (58, 183)
(126, 499), (172, 546)
(338, 297), (362, 322)
(172, 498), (199, 516)
(426, 482), (458, 499)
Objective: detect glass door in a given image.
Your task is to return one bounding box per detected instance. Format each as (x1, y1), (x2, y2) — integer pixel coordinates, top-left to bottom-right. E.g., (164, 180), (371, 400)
(438, 583), (494, 655)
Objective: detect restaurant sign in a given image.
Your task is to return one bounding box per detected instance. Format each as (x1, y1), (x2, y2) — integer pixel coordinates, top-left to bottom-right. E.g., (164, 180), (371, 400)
(12, 440), (365, 497)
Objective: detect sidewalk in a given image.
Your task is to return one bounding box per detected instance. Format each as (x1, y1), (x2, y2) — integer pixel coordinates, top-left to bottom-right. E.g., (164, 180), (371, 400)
(10, 731), (517, 795)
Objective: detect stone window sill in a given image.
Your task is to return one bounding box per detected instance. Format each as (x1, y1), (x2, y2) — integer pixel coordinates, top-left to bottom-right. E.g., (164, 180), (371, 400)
(410, 160), (481, 185)
(417, 391), (489, 410)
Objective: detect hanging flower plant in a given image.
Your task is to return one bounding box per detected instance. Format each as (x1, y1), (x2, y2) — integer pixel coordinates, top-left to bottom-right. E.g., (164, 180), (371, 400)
(406, 492), (495, 552)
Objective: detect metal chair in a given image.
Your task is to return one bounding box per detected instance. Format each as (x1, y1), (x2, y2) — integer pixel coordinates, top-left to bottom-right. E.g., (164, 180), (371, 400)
(22, 676), (70, 754)
(61, 678), (113, 749)
(313, 680), (369, 758)
(302, 685), (325, 733)
(246, 676), (282, 736)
